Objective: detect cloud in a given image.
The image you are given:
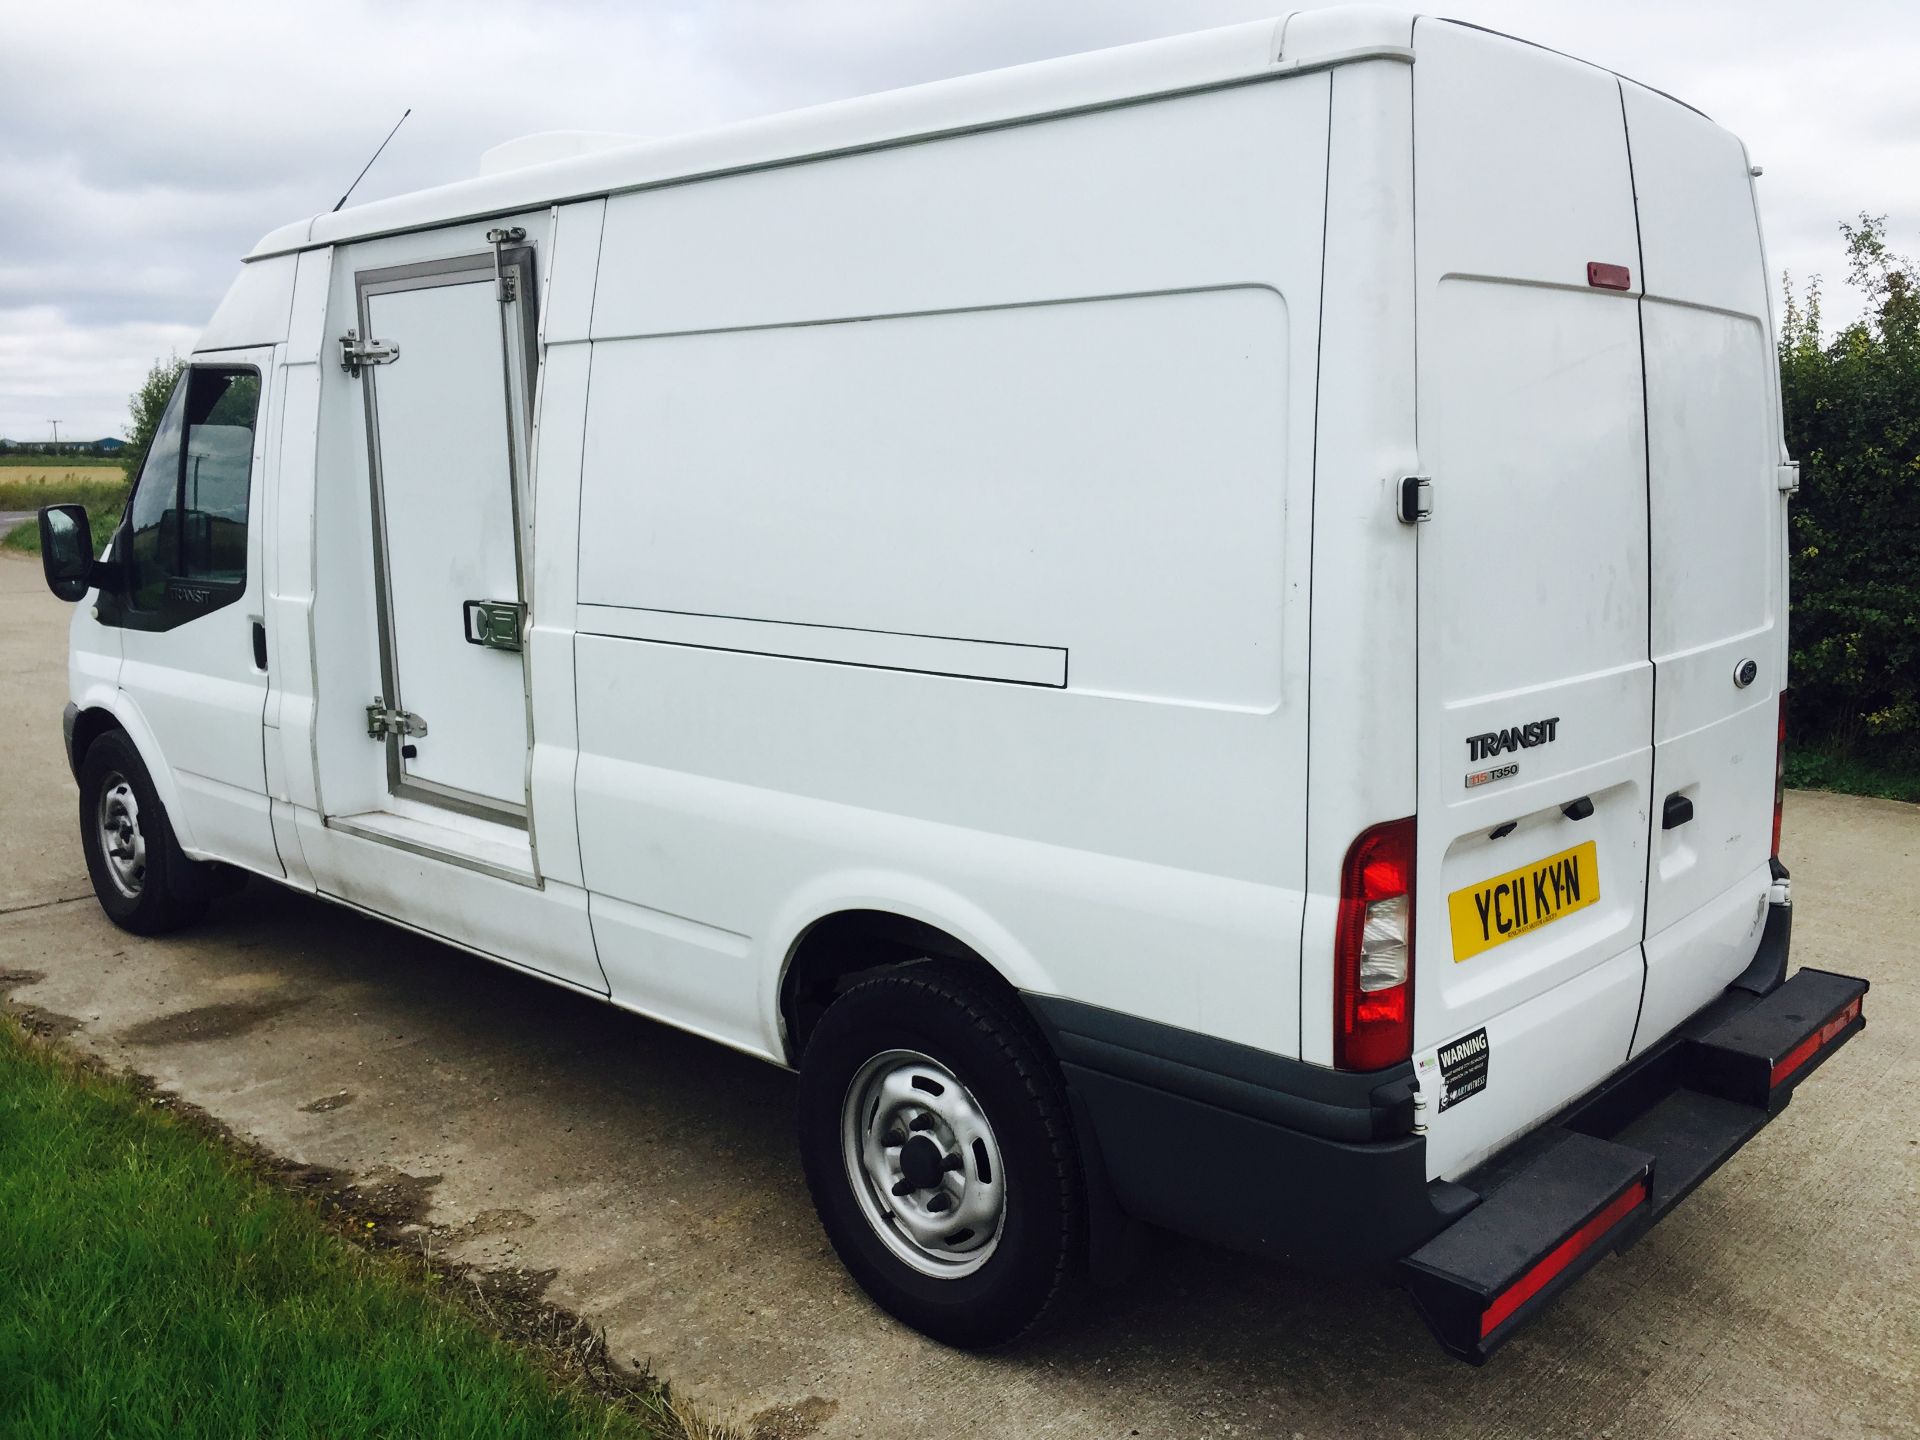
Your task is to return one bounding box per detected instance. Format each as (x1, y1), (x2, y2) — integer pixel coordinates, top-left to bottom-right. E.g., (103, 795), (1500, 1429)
(3, 0), (1915, 437)
(0, 308), (198, 445)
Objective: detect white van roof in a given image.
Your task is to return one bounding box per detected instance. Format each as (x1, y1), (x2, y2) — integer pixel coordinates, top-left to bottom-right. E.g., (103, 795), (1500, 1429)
(245, 7), (1418, 260)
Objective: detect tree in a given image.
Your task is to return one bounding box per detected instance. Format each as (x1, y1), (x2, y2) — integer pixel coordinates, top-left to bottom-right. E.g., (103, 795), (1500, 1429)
(125, 355), (185, 480)
(1779, 214), (1920, 758)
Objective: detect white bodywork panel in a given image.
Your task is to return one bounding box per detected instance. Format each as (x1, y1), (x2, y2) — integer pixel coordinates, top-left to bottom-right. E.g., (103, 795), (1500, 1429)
(580, 286), (1289, 709)
(573, 74), (1330, 1056)
(197, 254), (296, 353)
(1295, 51), (1420, 1065)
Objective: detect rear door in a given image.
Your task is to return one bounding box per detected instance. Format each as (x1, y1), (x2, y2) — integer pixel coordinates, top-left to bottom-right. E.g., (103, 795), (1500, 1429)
(1622, 84), (1786, 1052)
(1410, 22), (1652, 1175)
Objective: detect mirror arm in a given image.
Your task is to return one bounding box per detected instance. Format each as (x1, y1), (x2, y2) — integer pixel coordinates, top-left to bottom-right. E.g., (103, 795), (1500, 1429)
(85, 557), (123, 592)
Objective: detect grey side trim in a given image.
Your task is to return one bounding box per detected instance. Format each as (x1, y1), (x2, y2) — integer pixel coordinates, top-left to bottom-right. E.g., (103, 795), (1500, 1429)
(245, 47), (1413, 261)
(577, 605), (1067, 689)
(1023, 994), (1416, 1143)
(390, 775), (530, 827)
(587, 278), (1280, 345)
(326, 813), (540, 888)
(311, 886), (606, 996)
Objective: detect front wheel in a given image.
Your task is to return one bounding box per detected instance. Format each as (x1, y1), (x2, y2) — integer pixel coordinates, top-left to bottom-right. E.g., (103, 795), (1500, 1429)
(77, 730), (209, 935)
(797, 961), (1086, 1348)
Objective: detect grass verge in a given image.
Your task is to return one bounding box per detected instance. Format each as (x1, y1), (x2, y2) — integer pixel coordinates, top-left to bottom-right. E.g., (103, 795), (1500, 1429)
(1786, 742), (1920, 804)
(0, 1013), (694, 1439)
(0, 474), (131, 557)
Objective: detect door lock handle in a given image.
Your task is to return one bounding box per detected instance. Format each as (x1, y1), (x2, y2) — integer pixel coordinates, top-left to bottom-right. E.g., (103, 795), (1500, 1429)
(463, 599), (525, 652)
(1662, 793), (1694, 830)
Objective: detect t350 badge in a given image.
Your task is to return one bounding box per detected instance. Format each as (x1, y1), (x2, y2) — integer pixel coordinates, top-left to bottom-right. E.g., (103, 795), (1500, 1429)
(1463, 716), (1557, 790)
(1465, 763), (1519, 790)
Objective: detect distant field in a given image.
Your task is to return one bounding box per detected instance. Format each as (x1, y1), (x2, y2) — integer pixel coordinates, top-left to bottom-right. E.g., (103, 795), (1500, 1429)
(0, 464), (126, 485)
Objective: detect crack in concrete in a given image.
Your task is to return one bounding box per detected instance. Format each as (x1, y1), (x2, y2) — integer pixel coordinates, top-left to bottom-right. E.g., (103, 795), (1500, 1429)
(0, 893), (95, 918)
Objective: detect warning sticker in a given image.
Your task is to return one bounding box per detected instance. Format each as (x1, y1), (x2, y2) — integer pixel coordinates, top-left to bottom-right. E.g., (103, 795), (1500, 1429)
(1436, 1027), (1490, 1112)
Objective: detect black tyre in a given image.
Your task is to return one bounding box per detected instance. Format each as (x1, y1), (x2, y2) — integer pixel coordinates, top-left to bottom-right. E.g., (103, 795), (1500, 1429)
(77, 730), (210, 935)
(797, 960), (1086, 1348)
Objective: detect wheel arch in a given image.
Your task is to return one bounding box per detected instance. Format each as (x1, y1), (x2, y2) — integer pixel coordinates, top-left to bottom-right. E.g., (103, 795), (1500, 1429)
(769, 877), (1053, 1066)
(67, 693), (194, 851)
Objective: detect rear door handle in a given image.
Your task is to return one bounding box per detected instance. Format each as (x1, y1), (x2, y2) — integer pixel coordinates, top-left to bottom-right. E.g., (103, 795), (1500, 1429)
(1662, 793), (1694, 830)
(251, 619), (268, 671)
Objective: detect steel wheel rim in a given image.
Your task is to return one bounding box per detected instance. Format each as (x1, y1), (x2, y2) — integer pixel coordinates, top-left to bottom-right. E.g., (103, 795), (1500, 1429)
(840, 1048), (1006, 1279)
(97, 771), (146, 899)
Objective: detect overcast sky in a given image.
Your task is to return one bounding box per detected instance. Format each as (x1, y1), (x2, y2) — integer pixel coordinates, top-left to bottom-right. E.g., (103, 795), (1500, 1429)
(3, 0), (1914, 442)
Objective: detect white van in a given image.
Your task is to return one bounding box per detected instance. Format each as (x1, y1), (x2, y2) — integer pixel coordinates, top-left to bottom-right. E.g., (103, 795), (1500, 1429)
(38, 9), (1868, 1362)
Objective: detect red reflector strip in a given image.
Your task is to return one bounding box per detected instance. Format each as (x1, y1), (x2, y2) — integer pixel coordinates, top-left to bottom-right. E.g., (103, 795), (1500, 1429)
(1770, 996), (1862, 1088)
(1587, 261), (1632, 290)
(1479, 1178), (1648, 1337)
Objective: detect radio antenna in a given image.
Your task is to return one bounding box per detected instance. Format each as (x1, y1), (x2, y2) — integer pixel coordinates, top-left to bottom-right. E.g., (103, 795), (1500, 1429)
(332, 108), (412, 213)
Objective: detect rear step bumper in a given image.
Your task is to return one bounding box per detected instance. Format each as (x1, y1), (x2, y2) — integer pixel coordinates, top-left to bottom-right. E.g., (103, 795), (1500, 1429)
(1027, 889), (1869, 1362)
(1400, 960), (1868, 1363)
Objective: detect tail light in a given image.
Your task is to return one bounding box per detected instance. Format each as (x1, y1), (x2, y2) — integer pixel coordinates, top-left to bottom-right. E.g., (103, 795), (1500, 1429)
(1772, 689), (1789, 858)
(1335, 817), (1416, 1071)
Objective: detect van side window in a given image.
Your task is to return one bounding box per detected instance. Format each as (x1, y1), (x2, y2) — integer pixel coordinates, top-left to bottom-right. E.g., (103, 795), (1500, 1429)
(124, 367), (260, 614)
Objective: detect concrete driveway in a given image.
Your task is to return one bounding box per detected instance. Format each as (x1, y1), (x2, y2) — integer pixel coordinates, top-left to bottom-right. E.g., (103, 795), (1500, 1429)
(1, 551), (1914, 1439)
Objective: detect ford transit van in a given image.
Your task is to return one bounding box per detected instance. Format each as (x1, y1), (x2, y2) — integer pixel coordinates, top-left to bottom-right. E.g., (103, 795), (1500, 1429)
(38, 10), (1867, 1361)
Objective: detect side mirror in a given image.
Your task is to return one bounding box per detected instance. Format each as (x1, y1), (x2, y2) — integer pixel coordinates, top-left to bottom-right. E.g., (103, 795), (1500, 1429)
(38, 504), (95, 602)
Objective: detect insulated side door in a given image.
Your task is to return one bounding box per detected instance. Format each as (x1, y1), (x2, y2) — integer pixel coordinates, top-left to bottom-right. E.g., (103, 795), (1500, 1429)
(353, 248), (536, 823)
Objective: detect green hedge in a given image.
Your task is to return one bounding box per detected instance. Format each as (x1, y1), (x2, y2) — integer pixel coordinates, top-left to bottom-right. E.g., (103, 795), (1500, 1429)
(1780, 216), (1920, 767)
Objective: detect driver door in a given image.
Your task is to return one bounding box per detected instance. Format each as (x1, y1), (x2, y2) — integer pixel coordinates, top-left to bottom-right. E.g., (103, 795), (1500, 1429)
(108, 354), (283, 878)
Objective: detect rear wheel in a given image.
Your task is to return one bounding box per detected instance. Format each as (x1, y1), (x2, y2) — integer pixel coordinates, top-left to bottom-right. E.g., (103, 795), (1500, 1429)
(77, 731), (210, 935)
(797, 961), (1085, 1348)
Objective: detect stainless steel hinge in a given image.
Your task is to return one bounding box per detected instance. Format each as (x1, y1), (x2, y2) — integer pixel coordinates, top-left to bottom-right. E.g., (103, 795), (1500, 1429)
(1396, 474), (1434, 524)
(366, 699), (428, 740)
(487, 226), (528, 302)
(339, 330), (400, 377)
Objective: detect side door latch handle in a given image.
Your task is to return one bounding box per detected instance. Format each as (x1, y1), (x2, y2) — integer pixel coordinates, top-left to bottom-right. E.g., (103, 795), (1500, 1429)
(1396, 475), (1433, 524)
(464, 599), (526, 652)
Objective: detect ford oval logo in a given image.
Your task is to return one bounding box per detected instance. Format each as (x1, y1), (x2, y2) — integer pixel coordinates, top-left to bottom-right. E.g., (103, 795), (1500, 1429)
(1733, 658), (1758, 689)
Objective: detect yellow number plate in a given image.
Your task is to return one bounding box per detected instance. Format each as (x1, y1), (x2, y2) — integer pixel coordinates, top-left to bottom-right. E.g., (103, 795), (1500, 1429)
(1449, 841), (1599, 962)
